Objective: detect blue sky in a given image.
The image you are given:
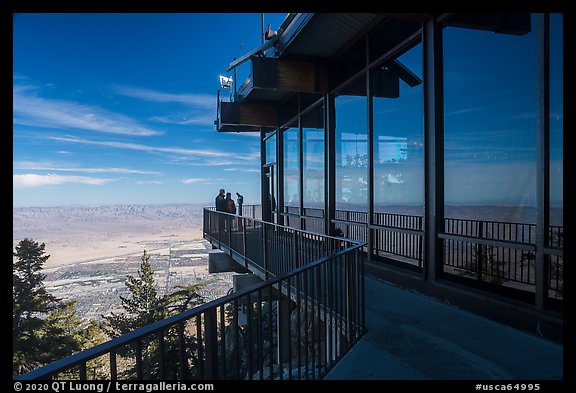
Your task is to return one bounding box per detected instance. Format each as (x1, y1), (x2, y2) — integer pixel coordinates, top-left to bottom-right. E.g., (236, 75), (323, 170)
(13, 13), (287, 207)
(13, 13), (563, 209)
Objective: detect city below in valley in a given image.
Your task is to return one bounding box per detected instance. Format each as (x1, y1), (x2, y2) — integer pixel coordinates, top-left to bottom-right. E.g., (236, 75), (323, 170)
(13, 204), (233, 321)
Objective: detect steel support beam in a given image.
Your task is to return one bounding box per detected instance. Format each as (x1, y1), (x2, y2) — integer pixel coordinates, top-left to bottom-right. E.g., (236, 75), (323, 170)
(277, 125), (285, 226)
(422, 16), (445, 281)
(325, 93), (336, 236)
(367, 37), (375, 262)
(261, 130), (271, 223)
(298, 94), (305, 229)
(535, 13), (550, 310)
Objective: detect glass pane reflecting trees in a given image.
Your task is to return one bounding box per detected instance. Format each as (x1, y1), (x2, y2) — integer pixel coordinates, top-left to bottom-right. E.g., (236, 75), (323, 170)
(335, 71), (368, 212)
(302, 104), (324, 209)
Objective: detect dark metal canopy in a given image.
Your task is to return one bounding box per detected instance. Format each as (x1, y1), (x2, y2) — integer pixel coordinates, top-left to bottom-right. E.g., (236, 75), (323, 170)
(216, 12), (531, 132)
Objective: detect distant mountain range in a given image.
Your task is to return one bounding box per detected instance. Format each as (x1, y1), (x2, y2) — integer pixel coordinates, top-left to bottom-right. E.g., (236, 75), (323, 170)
(13, 203), (563, 241)
(13, 204), (207, 240)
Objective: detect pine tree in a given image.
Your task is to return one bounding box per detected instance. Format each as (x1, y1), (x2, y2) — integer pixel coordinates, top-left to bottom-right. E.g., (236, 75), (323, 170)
(46, 302), (109, 379)
(104, 250), (166, 337)
(165, 283), (205, 314)
(13, 238), (59, 374)
(103, 250), (205, 378)
(13, 239), (105, 376)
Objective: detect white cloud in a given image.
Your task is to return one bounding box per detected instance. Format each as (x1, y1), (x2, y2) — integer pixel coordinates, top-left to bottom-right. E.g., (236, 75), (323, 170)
(136, 180), (164, 185)
(49, 135), (259, 161)
(223, 168), (260, 173)
(13, 161), (161, 175)
(13, 174), (114, 188)
(182, 160), (242, 166)
(13, 85), (162, 136)
(114, 86), (214, 108)
(233, 132), (260, 138)
(150, 113), (215, 126)
(181, 178), (223, 184)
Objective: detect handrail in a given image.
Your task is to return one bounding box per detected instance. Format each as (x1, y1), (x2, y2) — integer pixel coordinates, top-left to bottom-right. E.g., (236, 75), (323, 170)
(17, 208), (366, 380)
(240, 205), (563, 298)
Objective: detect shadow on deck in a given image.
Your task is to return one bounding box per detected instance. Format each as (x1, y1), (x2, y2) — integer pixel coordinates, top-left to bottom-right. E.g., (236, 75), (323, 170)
(325, 276), (563, 380)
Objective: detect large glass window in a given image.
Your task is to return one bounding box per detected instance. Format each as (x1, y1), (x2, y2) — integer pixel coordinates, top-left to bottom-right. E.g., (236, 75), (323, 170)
(372, 42), (423, 215)
(443, 21), (537, 222)
(283, 126), (299, 208)
(548, 14), (563, 299)
(335, 75), (368, 212)
(549, 13), (563, 228)
(265, 133), (276, 165)
(302, 104), (324, 208)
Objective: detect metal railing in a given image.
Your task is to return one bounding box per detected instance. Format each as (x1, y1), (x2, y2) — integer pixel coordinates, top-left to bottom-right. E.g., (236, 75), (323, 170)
(333, 211), (423, 266)
(240, 206), (563, 301)
(204, 209), (361, 279)
(18, 210), (365, 380)
(206, 204), (262, 220)
(442, 219), (563, 298)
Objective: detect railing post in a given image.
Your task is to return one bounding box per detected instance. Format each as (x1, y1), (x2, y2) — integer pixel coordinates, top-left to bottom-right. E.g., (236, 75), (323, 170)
(243, 217), (248, 268)
(204, 308), (219, 379)
(217, 211), (222, 245)
(110, 350), (117, 380)
(79, 363), (87, 380)
(293, 230), (299, 270)
(228, 214), (232, 255)
(178, 322), (186, 379)
(418, 216), (423, 268)
(477, 221), (484, 281)
(203, 209), (207, 239)
(277, 280), (292, 364)
(262, 223), (269, 279)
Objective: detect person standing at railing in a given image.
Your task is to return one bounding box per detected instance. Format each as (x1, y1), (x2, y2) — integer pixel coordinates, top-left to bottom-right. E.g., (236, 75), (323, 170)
(225, 192), (236, 232)
(215, 188), (226, 211)
(225, 192), (236, 214)
(215, 188), (227, 234)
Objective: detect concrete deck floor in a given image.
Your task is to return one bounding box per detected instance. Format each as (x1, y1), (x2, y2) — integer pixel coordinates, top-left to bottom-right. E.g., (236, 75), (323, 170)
(325, 276), (563, 380)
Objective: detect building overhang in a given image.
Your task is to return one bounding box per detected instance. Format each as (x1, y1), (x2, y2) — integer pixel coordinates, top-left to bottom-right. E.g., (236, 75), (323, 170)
(216, 101), (277, 132)
(215, 12), (531, 132)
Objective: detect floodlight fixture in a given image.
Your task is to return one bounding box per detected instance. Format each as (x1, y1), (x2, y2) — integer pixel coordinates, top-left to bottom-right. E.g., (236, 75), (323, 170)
(219, 75), (233, 89)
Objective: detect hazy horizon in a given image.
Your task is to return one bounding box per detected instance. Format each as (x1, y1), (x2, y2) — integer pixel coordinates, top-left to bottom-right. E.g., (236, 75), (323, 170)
(13, 202), (563, 228)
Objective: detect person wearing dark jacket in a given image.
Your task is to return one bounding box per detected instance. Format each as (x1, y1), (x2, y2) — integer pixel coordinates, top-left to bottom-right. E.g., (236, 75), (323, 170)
(215, 188), (226, 212)
(215, 188), (226, 233)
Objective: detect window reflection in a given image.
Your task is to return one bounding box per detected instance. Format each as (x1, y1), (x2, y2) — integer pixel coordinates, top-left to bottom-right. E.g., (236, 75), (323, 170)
(265, 134), (276, 165)
(443, 21), (537, 221)
(549, 13), (563, 227)
(283, 127), (299, 207)
(373, 42), (423, 215)
(335, 93), (368, 211)
(303, 104), (324, 208)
